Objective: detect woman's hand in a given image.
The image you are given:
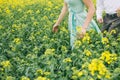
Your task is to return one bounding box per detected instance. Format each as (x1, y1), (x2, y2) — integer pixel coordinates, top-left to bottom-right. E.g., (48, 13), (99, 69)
(81, 27), (87, 35)
(80, 27), (87, 38)
(97, 18), (103, 24)
(77, 27), (87, 39)
(52, 24), (59, 33)
(116, 8), (120, 17)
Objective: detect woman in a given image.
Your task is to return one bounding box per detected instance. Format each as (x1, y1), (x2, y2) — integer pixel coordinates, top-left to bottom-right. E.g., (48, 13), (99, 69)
(52, 0), (101, 47)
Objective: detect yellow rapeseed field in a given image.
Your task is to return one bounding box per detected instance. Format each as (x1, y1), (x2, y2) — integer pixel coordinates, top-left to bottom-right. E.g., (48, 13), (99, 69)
(0, 0), (120, 80)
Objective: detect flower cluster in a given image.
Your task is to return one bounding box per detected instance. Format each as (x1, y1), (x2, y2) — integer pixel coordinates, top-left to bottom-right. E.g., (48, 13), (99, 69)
(100, 51), (117, 64)
(88, 59), (111, 79)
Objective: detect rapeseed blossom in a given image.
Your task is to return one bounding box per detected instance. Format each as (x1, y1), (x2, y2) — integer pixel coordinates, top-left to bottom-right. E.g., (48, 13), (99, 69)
(102, 37), (109, 44)
(44, 49), (55, 55)
(100, 51), (117, 64)
(1, 60), (11, 68)
(88, 59), (111, 79)
(82, 33), (91, 43)
(13, 38), (21, 44)
(84, 49), (92, 56)
(35, 76), (49, 80)
(21, 76), (30, 80)
(63, 58), (72, 63)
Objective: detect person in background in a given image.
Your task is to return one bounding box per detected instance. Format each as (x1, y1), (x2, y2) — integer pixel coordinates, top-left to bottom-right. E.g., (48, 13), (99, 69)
(96, 0), (120, 36)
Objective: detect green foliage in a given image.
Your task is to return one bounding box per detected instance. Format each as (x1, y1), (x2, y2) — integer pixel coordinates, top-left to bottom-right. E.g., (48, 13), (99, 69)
(0, 0), (120, 80)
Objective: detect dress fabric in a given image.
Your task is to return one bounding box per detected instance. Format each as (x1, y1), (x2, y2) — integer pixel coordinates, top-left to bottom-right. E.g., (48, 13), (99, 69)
(65, 0), (101, 47)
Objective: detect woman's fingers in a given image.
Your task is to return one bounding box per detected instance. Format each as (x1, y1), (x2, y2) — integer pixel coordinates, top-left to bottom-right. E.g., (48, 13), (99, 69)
(80, 33), (84, 38)
(52, 25), (58, 33)
(97, 18), (103, 23)
(116, 8), (120, 17)
(76, 32), (84, 39)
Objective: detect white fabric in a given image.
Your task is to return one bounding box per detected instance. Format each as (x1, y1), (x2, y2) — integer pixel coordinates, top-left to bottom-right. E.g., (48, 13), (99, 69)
(96, 0), (120, 19)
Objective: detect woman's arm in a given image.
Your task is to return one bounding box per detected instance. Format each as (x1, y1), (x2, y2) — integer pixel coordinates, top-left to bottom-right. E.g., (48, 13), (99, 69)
(52, 2), (68, 32)
(82, 0), (95, 29)
(78, 0), (95, 38)
(54, 2), (68, 26)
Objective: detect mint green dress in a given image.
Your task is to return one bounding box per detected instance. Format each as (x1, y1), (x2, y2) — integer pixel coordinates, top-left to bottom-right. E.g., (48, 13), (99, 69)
(64, 0), (101, 47)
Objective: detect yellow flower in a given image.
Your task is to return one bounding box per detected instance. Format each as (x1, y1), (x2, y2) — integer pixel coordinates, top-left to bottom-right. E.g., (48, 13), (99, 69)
(105, 75), (110, 79)
(61, 46), (68, 53)
(44, 72), (50, 76)
(35, 76), (48, 80)
(33, 46), (39, 51)
(33, 21), (39, 26)
(77, 71), (83, 77)
(117, 37), (120, 41)
(105, 45), (110, 48)
(18, 8), (22, 12)
(72, 69), (84, 79)
(63, 58), (72, 63)
(97, 75), (102, 79)
(53, 20), (57, 23)
(30, 16), (35, 20)
(82, 62), (88, 69)
(100, 51), (110, 59)
(55, 6), (59, 9)
(110, 29), (116, 34)
(26, 9), (33, 14)
(105, 73), (111, 79)
(13, 38), (21, 44)
(36, 69), (43, 74)
(89, 78), (94, 80)
(0, 25), (3, 29)
(88, 59), (110, 77)
(36, 10), (40, 14)
(84, 49), (92, 56)
(103, 30), (107, 34)
(0, 68), (4, 71)
(0, 8), (2, 13)
(11, 5), (15, 9)
(102, 37), (109, 44)
(89, 29), (95, 34)
(100, 51), (117, 64)
(73, 69), (79, 75)
(61, 27), (68, 33)
(46, 61), (51, 65)
(47, 8), (51, 11)
(1, 60), (11, 68)
(48, 1), (53, 7)
(71, 67), (77, 71)
(82, 33), (91, 43)
(29, 34), (35, 40)
(6, 76), (15, 80)
(42, 36), (48, 41)
(21, 76), (30, 80)
(6, 9), (11, 14)
(43, 16), (48, 20)
(74, 40), (82, 48)
(35, 31), (41, 35)
(71, 76), (77, 79)
(44, 49), (55, 55)
(11, 47), (16, 51)
(50, 13), (54, 17)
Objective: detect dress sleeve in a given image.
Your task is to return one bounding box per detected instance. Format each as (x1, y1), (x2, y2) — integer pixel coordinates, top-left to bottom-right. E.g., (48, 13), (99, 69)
(96, 0), (104, 19)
